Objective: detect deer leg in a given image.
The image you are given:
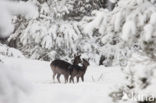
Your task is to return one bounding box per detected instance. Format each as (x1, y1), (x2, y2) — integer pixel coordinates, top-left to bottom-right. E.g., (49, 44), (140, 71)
(70, 76), (74, 83)
(64, 75), (68, 83)
(69, 76), (72, 83)
(77, 77), (79, 83)
(64, 75), (66, 83)
(72, 77), (74, 83)
(57, 74), (61, 83)
(81, 76), (84, 82)
(66, 75), (69, 83)
(53, 73), (56, 81)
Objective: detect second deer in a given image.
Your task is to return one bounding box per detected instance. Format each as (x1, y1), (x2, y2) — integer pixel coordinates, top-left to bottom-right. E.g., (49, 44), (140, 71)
(69, 58), (90, 83)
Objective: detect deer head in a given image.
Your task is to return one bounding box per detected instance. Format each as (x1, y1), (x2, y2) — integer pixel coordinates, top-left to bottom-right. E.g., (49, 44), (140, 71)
(82, 58), (90, 68)
(73, 54), (82, 65)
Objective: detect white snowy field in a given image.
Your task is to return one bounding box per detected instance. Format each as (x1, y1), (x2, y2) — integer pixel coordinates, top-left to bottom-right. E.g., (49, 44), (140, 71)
(1, 57), (128, 103)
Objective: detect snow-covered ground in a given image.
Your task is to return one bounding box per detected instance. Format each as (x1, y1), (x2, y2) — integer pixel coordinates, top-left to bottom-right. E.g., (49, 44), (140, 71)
(1, 57), (127, 103)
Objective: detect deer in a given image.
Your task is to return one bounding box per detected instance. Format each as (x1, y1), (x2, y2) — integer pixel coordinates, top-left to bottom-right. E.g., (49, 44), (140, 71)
(69, 58), (90, 83)
(50, 54), (81, 83)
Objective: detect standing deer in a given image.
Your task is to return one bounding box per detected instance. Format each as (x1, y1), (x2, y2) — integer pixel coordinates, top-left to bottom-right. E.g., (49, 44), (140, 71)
(50, 55), (81, 83)
(70, 58), (90, 83)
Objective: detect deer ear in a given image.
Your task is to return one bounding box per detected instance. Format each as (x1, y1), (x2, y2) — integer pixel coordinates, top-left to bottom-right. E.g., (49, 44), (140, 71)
(78, 54), (81, 57)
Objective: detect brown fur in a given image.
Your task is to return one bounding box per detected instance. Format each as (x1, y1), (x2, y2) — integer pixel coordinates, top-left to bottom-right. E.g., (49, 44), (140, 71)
(50, 55), (81, 83)
(73, 54), (81, 65)
(50, 60), (71, 83)
(70, 59), (89, 83)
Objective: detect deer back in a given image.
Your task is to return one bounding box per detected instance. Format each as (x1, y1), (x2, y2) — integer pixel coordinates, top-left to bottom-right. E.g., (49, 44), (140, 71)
(50, 60), (72, 75)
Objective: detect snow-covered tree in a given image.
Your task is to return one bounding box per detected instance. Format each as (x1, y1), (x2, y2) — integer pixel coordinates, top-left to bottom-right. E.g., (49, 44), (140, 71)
(4, 0), (156, 66)
(0, 0), (38, 38)
(6, 0), (118, 65)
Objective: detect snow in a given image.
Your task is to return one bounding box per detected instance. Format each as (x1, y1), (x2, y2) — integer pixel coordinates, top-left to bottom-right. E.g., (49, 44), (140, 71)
(143, 24), (153, 41)
(0, 0), (38, 38)
(0, 44), (24, 58)
(109, 0), (117, 3)
(83, 9), (106, 36)
(0, 2), (14, 38)
(124, 53), (156, 101)
(114, 12), (122, 32)
(41, 35), (52, 49)
(1, 54), (154, 103)
(0, 62), (31, 103)
(149, 13), (156, 25)
(121, 20), (136, 41)
(6, 1), (39, 19)
(1, 57), (128, 103)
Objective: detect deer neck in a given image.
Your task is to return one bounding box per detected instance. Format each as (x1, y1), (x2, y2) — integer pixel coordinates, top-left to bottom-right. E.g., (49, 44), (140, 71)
(73, 60), (78, 65)
(82, 64), (88, 70)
